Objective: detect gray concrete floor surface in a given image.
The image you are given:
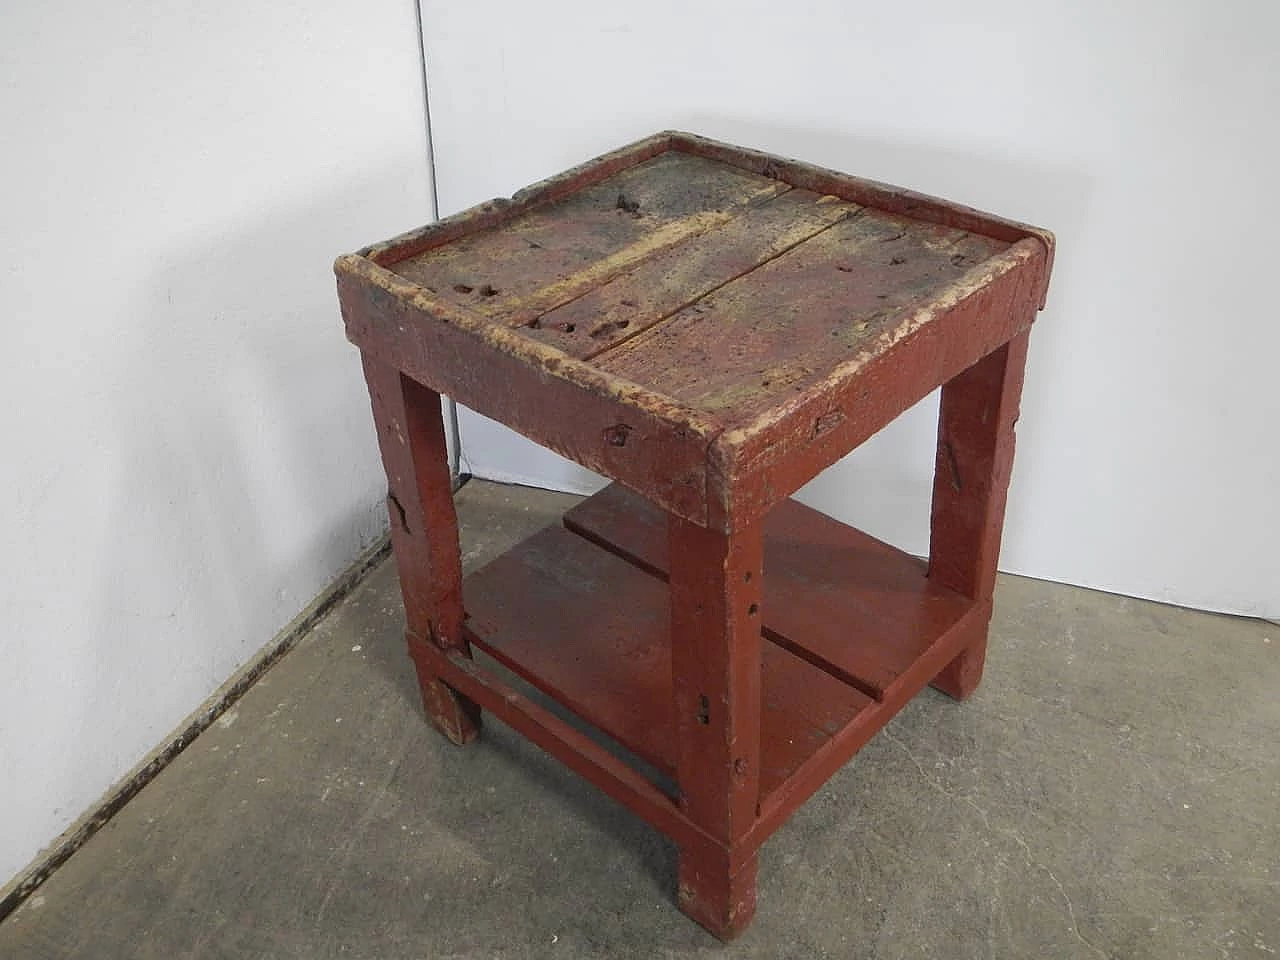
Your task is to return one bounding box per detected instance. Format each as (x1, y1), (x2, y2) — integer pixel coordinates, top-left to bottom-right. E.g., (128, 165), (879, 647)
(2, 480), (1276, 959)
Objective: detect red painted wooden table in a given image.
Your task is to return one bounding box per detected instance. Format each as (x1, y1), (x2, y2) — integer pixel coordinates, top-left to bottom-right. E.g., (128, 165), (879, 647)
(335, 132), (1054, 939)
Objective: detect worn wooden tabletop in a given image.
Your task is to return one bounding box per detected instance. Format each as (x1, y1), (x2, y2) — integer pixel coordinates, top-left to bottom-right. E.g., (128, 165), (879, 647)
(337, 132), (1052, 530)
(387, 148), (1018, 421)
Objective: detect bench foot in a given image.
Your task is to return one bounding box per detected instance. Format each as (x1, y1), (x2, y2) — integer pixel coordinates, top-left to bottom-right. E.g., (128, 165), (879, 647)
(677, 850), (758, 942)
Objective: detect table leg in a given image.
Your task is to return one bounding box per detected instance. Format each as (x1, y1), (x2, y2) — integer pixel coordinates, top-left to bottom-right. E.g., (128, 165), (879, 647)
(361, 354), (480, 744)
(927, 330), (1031, 700)
(668, 514), (763, 940)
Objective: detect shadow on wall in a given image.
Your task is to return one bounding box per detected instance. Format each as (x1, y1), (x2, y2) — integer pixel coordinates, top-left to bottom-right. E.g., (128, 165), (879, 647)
(668, 115), (1096, 556)
(78, 167), (408, 784)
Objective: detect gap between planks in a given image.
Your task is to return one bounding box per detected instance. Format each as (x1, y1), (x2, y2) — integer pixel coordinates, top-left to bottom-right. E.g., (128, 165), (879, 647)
(577, 206), (870, 363)
(517, 196), (871, 363)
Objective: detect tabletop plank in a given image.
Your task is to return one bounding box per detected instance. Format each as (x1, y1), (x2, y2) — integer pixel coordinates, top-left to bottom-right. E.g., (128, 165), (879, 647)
(462, 521), (872, 800)
(516, 188), (860, 358)
(595, 208), (1009, 421)
(388, 151), (786, 325)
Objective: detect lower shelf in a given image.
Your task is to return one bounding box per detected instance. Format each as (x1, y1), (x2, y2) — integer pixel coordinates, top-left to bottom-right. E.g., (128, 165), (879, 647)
(565, 484), (975, 701)
(462, 483), (981, 813)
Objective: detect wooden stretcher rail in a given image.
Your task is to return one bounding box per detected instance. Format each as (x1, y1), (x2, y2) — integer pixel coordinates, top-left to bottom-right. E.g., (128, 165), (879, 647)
(407, 634), (727, 866)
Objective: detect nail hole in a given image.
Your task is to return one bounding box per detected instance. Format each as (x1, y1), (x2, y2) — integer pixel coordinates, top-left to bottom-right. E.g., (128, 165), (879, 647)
(748, 603), (759, 616)
(697, 695), (710, 725)
(478, 283), (500, 297)
(453, 283), (473, 294)
(744, 571), (752, 582)
(604, 424), (632, 447)
(890, 256), (907, 266)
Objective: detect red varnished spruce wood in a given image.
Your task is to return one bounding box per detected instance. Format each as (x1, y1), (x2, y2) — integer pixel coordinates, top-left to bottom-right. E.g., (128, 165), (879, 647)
(927, 329), (1032, 699)
(338, 131), (1055, 940)
(745, 600), (992, 850)
(406, 637), (726, 871)
(337, 136), (1051, 532)
(667, 515), (764, 939)
(360, 355), (479, 744)
(593, 205), (1010, 421)
(700, 240), (1046, 533)
(456, 496), (991, 872)
(460, 522), (872, 799)
(563, 483), (975, 702)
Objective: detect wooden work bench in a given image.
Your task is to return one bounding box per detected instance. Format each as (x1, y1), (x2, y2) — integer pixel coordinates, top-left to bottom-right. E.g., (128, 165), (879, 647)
(334, 131), (1054, 940)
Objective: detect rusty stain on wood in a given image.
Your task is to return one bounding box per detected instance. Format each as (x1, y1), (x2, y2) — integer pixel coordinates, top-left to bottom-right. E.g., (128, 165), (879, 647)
(336, 130), (1054, 940)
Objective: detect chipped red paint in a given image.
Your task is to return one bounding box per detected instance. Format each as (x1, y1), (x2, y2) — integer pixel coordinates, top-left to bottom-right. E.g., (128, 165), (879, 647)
(336, 131), (1054, 940)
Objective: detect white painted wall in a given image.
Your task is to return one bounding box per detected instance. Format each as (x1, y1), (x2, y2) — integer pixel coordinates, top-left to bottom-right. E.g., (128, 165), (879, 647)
(422, 0), (1280, 618)
(0, 2), (432, 885)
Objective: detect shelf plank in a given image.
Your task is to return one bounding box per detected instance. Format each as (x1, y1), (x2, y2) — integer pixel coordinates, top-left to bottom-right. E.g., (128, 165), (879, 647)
(564, 483), (976, 701)
(462, 523), (872, 802)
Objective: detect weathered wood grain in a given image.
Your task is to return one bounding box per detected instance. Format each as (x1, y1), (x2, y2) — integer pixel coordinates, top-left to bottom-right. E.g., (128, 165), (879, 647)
(595, 205), (1009, 419)
(520, 189), (860, 357)
(406, 637), (726, 870)
(338, 129), (1055, 941)
(389, 152), (787, 326)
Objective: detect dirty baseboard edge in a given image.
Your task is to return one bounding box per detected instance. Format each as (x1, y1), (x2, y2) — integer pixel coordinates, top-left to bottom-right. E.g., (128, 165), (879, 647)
(0, 532), (394, 924)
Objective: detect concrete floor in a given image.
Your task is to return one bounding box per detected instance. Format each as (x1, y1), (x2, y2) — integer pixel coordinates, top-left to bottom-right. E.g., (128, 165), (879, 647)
(2, 480), (1277, 959)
